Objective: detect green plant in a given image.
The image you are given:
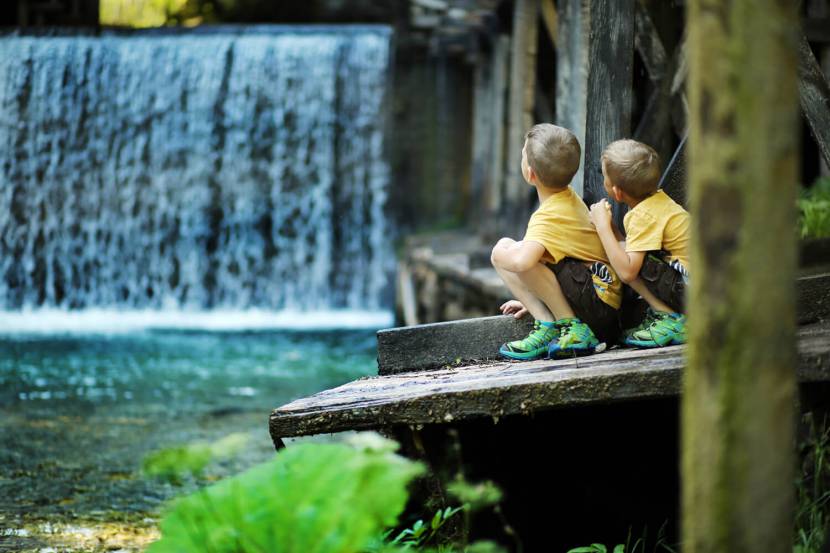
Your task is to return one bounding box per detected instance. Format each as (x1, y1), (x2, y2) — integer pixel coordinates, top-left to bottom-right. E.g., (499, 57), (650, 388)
(388, 506), (464, 549)
(798, 177), (830, 239)
(143, 432), (250, 485)
(795, 414), (830, 553)
(147, 432), (424, 553)
(567, 545), (624, 553)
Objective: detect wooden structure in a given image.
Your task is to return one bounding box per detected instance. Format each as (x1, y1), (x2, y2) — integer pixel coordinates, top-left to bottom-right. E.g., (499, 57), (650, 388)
(404, 0), (830, 233)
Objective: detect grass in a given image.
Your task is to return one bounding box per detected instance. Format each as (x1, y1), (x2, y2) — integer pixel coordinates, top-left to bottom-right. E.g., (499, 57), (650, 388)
(794, 413), (830, 553)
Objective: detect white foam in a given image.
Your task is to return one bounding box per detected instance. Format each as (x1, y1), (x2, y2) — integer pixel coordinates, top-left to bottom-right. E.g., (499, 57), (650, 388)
(0, 309), (393, 334)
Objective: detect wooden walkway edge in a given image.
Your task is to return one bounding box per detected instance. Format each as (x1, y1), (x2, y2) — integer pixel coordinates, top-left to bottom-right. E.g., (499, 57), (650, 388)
(269, 322), (830, 443)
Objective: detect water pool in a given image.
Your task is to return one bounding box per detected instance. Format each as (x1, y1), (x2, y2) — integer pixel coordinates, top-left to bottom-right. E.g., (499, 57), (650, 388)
(0, 327), (379, 523)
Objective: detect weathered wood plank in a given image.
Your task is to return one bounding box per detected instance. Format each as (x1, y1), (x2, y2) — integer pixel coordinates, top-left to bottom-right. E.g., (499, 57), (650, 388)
(798, 33), (830, 168)
(555, 0), (590, 196)
(378, 315), (534, 375)
(504, 0), (538, 219)
(583, 0), (635, 215)
(269, 323), (830, 440)
(540, 0), (559, 50)
(634, 0), (667, 81)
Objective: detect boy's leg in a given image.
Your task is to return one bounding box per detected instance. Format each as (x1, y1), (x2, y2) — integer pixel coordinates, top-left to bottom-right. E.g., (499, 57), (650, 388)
(624, 269), (686, 348)
(628, 278), (674, 313)
(493, 262), (576, 321)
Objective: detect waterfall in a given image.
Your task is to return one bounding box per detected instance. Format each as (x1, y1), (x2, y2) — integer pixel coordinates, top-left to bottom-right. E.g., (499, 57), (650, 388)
(0, 27), (393, 323)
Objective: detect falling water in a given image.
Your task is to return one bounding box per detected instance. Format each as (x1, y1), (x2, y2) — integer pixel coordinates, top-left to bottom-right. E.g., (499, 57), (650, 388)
(0, 28), (393, 325)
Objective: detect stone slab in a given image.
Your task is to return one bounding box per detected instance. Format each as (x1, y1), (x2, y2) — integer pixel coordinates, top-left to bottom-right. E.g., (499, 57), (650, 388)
(377, 315), (534, 375)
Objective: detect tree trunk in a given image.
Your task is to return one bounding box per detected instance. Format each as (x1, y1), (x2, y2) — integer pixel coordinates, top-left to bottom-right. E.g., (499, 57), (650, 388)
(684, 1), (799, 552)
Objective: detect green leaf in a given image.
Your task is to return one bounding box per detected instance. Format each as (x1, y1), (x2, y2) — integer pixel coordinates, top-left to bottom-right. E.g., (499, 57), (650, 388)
(613, 545), (625, 553)
(147, 432), (424, 553)
(431, 510), (443, 530)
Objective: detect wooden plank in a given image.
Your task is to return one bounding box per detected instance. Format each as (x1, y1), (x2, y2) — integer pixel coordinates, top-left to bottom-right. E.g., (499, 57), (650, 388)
(582, 0), (635, 213)
(486, 36), (510, 215)
(798, 33), (830, 168)
(269, 323), (830, 439)
(634, 0), (667, 81)
(505, 0), (538, 217)
(555, 0), (590, 196)
(540, 0), (559, 49)
(471, 45), (494, 221)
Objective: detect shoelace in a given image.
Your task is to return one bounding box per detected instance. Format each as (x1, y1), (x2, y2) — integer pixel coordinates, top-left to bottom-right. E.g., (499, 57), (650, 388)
(523, 322), (554, 348)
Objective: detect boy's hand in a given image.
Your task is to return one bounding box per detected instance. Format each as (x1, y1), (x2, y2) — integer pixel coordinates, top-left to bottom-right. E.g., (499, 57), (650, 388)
(589, 199), (613, 229)
(500, 300), (528, 319)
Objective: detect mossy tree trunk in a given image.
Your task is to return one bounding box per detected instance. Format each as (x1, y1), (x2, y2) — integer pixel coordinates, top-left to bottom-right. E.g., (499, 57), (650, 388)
(684, 1), (799, 552)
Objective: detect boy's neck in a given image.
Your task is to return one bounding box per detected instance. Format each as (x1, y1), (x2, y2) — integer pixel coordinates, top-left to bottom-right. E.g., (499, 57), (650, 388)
(535, 183), (568, 203)
(624, 189), (658, 209)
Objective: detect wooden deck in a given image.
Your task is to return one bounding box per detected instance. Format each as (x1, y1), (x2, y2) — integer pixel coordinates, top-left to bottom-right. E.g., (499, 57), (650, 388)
(269, 321), (830, 442)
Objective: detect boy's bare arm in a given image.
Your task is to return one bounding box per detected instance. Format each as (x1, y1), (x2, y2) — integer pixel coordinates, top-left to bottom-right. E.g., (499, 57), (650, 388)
(490, 238), (547, 273)
(589, 200), (645, 283)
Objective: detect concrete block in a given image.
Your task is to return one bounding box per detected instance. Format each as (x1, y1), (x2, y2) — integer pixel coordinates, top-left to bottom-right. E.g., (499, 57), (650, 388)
(377, 315), (534, 375)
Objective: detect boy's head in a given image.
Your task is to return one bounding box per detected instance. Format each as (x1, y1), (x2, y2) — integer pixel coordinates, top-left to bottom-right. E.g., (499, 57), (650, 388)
(521, 124), (581, 189)
(601, 139), (662, 201)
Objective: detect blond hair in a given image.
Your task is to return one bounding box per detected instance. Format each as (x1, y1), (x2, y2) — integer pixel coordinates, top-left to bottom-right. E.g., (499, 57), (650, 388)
(524, 124), (581, 189)
(601, 139), (662, 199)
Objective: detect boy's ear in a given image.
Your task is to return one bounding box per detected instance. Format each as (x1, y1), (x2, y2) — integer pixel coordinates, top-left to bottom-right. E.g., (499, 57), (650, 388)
(612, 186), (624, 202)
(526, 166), (537, 185)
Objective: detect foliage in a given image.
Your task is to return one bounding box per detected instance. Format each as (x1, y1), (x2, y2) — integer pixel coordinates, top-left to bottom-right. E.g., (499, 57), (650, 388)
(794, 414), (830, 553)
(146, 433), (424, 553)
(798, 177), (830, 239)
(567, 545), (624, 553)
(143, 432), (250, 485)
(386, 506), (464, 549)
(100, 0), (191, 27)
(446, 478), (503, 511)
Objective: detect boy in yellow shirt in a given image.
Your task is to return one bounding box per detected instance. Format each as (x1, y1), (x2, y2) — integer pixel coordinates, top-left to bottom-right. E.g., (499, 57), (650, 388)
(491, 124), (622, 360)
(589, 139), (689, 348)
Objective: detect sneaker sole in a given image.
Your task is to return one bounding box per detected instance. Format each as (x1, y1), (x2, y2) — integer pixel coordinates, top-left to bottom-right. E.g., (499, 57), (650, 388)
(548, 342), (605, 359)
(498, 346), (548, 361)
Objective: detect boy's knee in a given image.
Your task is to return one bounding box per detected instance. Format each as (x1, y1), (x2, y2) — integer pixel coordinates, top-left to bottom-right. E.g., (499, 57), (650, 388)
(490, 237), (515, 267)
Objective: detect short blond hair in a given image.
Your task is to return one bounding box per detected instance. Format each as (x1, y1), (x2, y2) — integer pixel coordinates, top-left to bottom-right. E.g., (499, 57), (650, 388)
(525, 124), (581, 189)
(601, 139), (662, 199)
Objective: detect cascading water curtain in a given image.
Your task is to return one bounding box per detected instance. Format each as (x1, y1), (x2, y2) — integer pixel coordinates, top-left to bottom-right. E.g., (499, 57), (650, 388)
(0, 28), (393, 314)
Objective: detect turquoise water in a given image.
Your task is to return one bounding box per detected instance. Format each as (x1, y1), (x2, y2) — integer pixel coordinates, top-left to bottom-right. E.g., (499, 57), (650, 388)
(0, 328), (379, 521)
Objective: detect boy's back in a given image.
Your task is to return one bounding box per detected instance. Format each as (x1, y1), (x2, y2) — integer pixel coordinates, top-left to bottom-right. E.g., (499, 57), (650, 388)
(623, 189), (690, 276)
(525, 185), (622, 310)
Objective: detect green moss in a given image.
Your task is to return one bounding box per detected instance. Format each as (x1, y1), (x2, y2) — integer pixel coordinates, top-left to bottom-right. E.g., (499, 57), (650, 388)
(799, 177), (830, 239)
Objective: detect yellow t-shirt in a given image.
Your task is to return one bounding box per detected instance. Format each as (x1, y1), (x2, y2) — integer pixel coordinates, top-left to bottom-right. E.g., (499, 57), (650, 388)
(524, 186), (622, 309)
(624, 190), (690, 274)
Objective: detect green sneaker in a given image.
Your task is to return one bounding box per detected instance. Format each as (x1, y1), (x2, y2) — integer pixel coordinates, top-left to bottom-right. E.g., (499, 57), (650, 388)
(547, 318), (601, 358)
(624, 311), (686, 348)
(499, 320), (559, 360)
(621, 308), (658, 342)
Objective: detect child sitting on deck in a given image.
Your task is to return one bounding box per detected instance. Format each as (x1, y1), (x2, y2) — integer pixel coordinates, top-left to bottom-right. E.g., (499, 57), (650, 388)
(491, 124), (622, 360)
(588, 139), (689, 348)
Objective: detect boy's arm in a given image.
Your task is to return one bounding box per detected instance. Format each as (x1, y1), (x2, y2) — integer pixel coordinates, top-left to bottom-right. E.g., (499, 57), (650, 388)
(589, 200), (645, 283)
(491, 238), (547, 273)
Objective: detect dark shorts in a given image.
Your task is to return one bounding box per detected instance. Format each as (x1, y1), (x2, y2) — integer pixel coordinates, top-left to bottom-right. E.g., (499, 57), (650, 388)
(639, 252), (687, 313)
(545, 258), (620, 344)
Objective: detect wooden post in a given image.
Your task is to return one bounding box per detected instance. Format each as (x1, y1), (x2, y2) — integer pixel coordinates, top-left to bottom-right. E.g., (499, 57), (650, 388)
(487, 36), (510, 219)
(471, 46), (494, 225)
(684, 0), (798, 551)
(555, 0), (590, 196)
(582, 0), (634, 213)
(505, 0), (538, 228)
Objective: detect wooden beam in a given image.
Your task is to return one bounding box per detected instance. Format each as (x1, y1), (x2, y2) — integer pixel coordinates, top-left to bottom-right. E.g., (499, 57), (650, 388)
(634, 0), (668, 81)
(269, 324), (830, 439)
(583, 0), (635, 211)
(685, 0), (799, 551)
(486, 35), (510, 215)
(798, 33), (830, 168)
(540, 0), (559, 50)
(504, 0), (538, 225)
